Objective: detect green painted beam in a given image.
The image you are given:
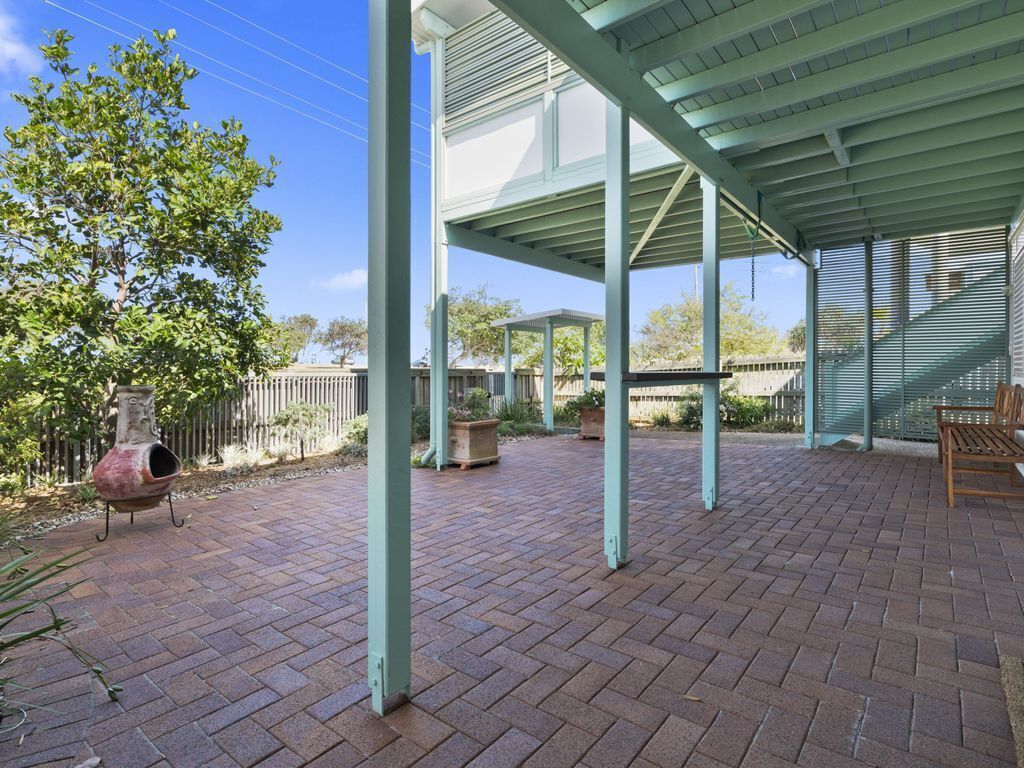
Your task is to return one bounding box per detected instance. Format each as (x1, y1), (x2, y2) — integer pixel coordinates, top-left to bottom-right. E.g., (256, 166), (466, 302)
(803, 199), (1021, 240)
(810, 211), (1015, 249)
(729, 136), (831, 172)
(446, 224), (604, 282)
(777, 173), (1024, 215)
(794, 187), (1024, 225)
(367, 0), (411, 717)
(490, 0), (802, 255)
(657, 0), (981, 103)
(842, 84), (1024, 147)
(565, 224), (755, 261)
(684, 12), (1024, 129)
(604, 100), (630, 570)
(757, 137), (1024, 194)
(701, 176), (721, 511)
(631, 242), (778, 269)
(581, 0), (675, 32)
(851, 112), (1024, 165)
(630, 0), (823, 73)
(711, 52), (1024, 151)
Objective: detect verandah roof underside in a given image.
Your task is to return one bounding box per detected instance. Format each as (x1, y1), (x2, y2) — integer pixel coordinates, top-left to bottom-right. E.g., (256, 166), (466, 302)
(473, 0), (1024, 267)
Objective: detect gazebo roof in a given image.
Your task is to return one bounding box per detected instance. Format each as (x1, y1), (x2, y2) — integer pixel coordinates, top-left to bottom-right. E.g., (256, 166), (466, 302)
(491, 308), (603, 332)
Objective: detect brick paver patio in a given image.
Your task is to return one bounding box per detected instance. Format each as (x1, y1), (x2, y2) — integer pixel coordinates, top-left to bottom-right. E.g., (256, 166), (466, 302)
(3, 435), (1024, 767)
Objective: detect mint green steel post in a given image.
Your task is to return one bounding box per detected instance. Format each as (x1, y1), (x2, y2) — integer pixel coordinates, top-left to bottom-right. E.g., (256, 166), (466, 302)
(701, 176), (720, 511)
(504, 327), (514, 406)
(604, 100), (630, 569)
(862, 240), (873, 451)
(804, 255), (817, 449)
(583, 324), (591, 392)
(367, 0), (411, 716)
(543, 318), (554, 431)
(429, 38), (448, 470)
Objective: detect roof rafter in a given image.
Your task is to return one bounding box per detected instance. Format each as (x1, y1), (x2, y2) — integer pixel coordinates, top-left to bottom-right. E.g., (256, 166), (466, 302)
(445, 224), (603, 282)
(681, 11), (1024, 129)
(489, 0), (803, 258)
(581, 0), (675, 32)
(630, 0), (824, 73)
(711, 53), (1024, 152)
(657, 0), (982, 104)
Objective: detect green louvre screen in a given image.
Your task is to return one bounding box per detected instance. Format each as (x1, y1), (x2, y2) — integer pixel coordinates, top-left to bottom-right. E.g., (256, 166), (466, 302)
(817, 227), (1009, 442)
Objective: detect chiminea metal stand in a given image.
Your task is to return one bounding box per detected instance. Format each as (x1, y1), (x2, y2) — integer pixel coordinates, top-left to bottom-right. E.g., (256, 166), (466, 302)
(96, 494), (184, 542)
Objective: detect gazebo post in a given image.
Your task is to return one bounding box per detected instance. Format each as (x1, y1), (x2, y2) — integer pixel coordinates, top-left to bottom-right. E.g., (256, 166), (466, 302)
(604, 99), (630, 570)
(543, 318), (554, 431)
(583, 324), (591, 392)
(429, 35), (448, 470)
(504, 326), (514, 406)
(701, 176), (720, 511)
(367, 0), (411, 715)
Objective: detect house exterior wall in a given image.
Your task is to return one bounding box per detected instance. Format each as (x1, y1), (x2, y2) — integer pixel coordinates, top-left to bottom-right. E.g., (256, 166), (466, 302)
(437, 9), (678, 222)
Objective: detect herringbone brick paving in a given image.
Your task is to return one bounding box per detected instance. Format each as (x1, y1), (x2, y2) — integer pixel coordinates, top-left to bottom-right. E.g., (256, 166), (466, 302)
(3, 435), (1024, 767)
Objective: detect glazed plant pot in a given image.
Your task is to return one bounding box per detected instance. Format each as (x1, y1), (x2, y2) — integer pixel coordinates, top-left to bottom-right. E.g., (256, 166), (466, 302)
(93, 386), (182, 512)
(448, 419), (500, 470)
(579, 406), (605, 440)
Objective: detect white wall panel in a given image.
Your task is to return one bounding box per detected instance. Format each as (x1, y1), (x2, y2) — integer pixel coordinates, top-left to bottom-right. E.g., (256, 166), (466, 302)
(445, 101), (544, 198)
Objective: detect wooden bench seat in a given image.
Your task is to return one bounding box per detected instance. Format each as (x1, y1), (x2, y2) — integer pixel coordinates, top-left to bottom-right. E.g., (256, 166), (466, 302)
(941, 383), (1024, 506)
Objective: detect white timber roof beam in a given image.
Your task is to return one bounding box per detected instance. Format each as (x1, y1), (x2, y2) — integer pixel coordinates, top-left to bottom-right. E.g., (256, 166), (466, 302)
(489, 0), (804, 262)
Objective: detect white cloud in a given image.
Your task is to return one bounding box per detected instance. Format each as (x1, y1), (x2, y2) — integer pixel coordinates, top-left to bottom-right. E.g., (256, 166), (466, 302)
(0, 5), (40, 80)
(770, 263), (799, 278)
(312, 268), (368, 292)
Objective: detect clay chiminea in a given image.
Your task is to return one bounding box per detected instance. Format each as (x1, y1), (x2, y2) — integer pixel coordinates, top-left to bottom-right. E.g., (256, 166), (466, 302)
(93, 385), (182, 514)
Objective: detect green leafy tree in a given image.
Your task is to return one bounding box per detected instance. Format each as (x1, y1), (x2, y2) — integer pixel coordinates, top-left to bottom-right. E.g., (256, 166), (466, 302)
(786, 318), (806, 352)
(316, 316), (368, 366)
(634, 282), (783, 365)
(520, 322), (606, 373)
(0, 29), (284, 476)
(275, 314), (319, 364)
(429, 285), (529, 366)
(268, 401), (332, 461)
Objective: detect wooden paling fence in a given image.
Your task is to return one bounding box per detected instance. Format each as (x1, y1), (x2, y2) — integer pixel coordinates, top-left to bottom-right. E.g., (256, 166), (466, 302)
(29, 357), (805, 485)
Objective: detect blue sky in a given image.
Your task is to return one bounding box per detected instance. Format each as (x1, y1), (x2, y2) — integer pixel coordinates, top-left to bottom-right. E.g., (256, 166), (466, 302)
(0, 0), (805, 364)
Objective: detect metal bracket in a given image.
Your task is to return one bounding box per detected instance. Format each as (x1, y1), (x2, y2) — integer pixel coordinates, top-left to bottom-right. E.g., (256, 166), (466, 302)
(605, 536), (622, 570)
(369, 653), (385, 713)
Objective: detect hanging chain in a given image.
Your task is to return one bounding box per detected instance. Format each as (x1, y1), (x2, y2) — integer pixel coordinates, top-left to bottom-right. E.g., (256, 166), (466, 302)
(751, 247), (756, 302)
(745, 191), (763, 303)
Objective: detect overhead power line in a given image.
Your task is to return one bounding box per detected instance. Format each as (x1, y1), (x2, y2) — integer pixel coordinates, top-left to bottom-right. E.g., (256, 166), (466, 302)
(42, 1), (430, 169)
(155, 0), (430, 131)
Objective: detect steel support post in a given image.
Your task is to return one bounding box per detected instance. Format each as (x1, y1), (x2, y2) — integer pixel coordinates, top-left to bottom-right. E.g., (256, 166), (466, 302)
(701, 176), (720, 511)
(804, 255), (818, 449)
(367, 0), (411, 716)
(862, 240), (874, 451)
(583, 324), (591, 392)
(604, 100), (630, 569)
(504, 327), (514, 407)
(429, 37), (448, 469)
(543, 318), (554, 431)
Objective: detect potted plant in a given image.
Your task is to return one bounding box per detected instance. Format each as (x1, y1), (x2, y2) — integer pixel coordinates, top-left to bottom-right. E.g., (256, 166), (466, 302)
(448, 388), (500, 470)
(572, 389), (606, 440)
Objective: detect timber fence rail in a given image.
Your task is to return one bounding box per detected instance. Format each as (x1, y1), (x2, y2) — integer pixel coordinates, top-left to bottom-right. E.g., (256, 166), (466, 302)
(29, 357), (806, 485)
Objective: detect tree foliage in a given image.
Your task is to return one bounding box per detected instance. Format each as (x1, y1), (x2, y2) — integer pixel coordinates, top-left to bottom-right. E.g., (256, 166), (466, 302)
(633, 282), (783, 365)
(519, 322), (606, 374)
(268, 401), (332, 461)
(275, 314), (319, 364)
(786, 318), (806, 352)
(430, 285), (530, 367)
(0, 29), (284, 479)
(316, 316), (367, 366)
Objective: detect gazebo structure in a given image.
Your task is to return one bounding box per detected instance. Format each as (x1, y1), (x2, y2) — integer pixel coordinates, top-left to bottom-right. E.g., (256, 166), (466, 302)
(365, 0), (1024, 714)
(491, 308), (603, 431)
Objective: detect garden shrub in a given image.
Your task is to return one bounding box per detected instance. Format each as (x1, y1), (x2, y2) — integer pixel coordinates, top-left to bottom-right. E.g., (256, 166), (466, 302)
(561, 389), (605, 421)
(448, 387), (492, 422)
(649, 410), (673, 428)
(674, 389), (773, 429)
(411, 406), (431, 442)
(342, 413), (369, 446)
(269, 401), (333, 461)
(552, 405), (579, 426)
(496, 399), (540, 425)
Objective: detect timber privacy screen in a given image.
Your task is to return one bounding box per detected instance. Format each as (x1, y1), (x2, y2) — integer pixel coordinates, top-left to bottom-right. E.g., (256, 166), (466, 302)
(816, 226), (1009, 442)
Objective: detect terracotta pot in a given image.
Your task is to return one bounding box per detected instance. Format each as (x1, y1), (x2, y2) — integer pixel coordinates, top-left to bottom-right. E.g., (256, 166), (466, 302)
(448, 419), (500, 469)
(93, 386), (181, 512)
(579, 406), (605, 440)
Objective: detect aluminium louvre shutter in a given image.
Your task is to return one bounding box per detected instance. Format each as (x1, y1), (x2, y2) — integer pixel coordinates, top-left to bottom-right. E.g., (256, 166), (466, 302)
(818, 227), (1008, 442)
